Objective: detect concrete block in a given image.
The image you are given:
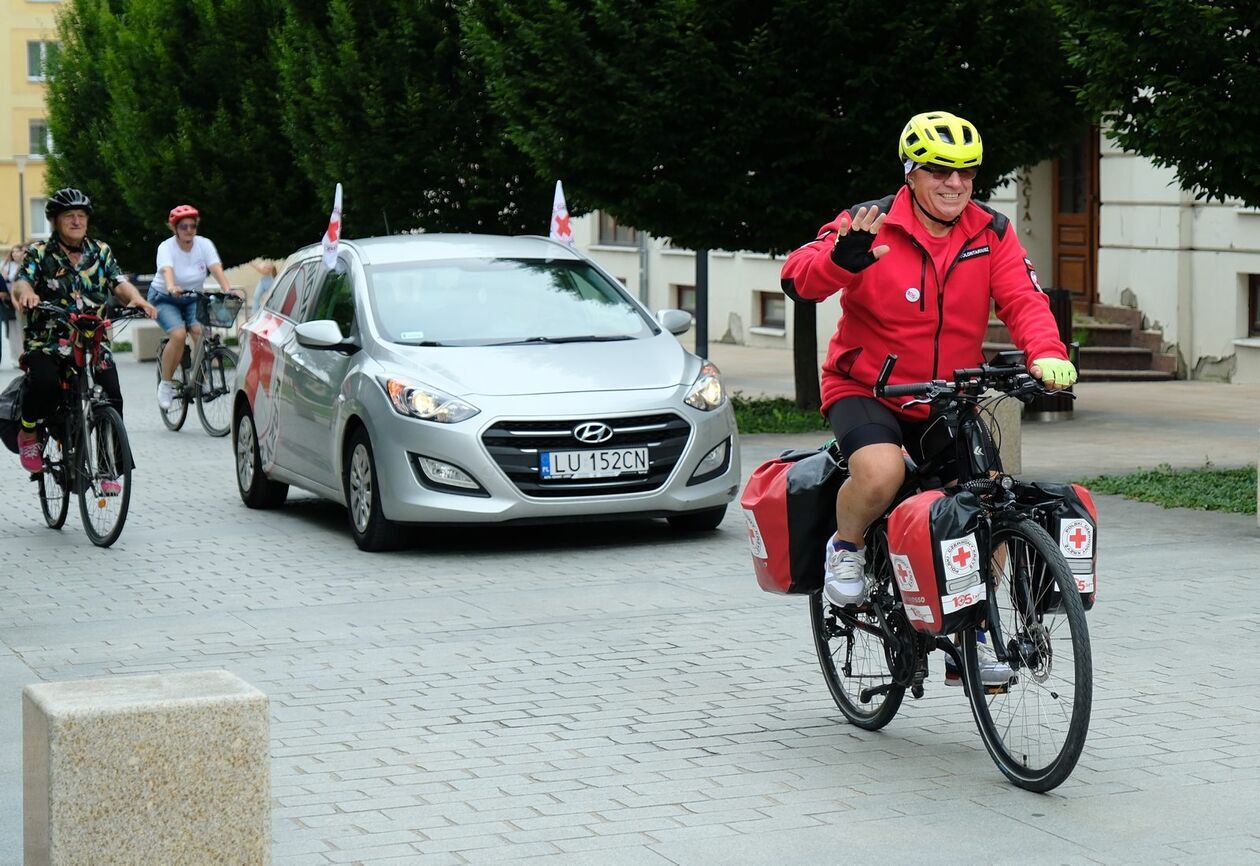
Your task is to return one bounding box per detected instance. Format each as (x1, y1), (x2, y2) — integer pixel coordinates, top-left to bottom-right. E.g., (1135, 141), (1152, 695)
(130, 321), (166, 362)
(24, 670), (270, 865)
(991, 396), (1022, 475)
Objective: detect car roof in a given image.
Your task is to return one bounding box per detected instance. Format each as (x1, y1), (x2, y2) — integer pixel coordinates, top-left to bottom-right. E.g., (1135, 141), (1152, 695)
(286, 234), (585, 267)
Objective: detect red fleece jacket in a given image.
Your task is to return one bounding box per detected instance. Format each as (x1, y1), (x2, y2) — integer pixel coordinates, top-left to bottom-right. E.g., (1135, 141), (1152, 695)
(780, 187), (1066, 420)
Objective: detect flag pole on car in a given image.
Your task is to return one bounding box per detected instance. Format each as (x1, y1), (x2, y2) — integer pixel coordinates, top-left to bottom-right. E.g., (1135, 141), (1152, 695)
(322, 182), (343, 269)
(550, 180), (575, 248)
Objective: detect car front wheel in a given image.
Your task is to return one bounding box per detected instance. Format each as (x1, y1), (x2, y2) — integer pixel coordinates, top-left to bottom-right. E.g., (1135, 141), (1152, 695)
(344, 426), (401, 551)
(667, 504), (728, 532)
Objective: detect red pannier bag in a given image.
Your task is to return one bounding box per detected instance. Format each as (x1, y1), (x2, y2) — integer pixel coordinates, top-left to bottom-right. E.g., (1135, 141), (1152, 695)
(1026, 482), (1099, 611)
(740, 444), (846, 594)
(886, 489), (988, 634)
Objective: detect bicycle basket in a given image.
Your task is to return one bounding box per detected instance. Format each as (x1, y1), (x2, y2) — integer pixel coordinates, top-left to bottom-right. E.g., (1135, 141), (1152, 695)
(201, 295), (243, 328)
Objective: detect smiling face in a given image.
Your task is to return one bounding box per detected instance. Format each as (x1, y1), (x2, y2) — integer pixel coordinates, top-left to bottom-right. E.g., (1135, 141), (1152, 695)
(907, 164), (975, 233)
(55, 209), (90, 247)
(174, 219), (198, 248)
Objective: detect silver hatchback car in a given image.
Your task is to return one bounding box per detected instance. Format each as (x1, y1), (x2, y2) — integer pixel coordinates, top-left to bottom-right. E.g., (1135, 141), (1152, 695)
(231, 234), (740, 549)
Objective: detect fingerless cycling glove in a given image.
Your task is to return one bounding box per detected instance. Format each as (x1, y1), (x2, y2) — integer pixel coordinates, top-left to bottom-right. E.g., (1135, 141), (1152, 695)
(830, 226), (881, 272)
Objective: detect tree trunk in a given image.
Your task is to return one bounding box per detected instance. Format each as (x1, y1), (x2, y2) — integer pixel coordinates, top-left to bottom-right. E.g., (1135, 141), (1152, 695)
(694, 248), (709, 358)
(792, 300), (820, 411)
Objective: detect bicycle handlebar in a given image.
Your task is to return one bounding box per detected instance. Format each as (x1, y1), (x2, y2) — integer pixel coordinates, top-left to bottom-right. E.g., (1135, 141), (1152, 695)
(873, 352), (1074, 406)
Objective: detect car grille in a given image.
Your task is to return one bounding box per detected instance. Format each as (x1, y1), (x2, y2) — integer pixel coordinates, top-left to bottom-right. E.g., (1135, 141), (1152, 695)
(482, 413), (691, 497)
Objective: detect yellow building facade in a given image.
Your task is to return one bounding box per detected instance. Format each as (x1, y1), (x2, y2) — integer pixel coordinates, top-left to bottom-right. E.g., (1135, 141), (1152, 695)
(2, 0), (61, 253)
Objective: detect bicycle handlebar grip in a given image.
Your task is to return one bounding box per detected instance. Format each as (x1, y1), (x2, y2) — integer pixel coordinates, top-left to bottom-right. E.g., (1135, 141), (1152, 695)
(882, 383), (928, 398)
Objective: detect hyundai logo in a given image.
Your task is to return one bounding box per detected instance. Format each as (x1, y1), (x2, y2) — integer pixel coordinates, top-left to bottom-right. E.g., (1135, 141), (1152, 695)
(573, 421), (614, 444)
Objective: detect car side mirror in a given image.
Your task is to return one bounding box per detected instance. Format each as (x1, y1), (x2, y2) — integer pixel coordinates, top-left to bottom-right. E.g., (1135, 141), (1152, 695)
(657, 308), (693, 336)
(295, 319), (355, 353)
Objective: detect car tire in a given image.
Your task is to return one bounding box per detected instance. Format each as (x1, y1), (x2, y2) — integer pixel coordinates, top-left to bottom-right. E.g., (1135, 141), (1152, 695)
(344, 426), (401, 552)
(235, 407), (288, 509)
(667, 504), (727, 532)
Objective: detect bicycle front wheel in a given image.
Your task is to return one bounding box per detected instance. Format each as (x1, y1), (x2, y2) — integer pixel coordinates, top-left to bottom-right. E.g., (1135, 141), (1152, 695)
(77, 406), (132, 547)
(157, 341), (189, 432)
(38, 430), (70, 529)
(196, 346), (237, 437)
(964, 518), (1092, 792)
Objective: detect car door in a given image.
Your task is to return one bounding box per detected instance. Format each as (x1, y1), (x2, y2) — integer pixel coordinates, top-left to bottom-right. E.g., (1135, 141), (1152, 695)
(243, 262), (305, 475)
(276, 255), (359, 493)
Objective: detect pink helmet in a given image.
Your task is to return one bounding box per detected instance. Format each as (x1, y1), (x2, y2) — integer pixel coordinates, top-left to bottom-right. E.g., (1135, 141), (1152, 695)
(168, 204), (200, 226)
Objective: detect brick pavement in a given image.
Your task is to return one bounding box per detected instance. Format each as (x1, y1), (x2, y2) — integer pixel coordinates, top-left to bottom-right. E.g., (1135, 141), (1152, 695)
(1, 356), (1259, 863)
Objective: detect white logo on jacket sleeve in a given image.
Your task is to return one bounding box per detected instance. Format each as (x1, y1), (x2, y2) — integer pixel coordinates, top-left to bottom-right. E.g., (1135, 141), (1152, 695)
(742, 509), (767, 559)
(890, 553), (918, 592)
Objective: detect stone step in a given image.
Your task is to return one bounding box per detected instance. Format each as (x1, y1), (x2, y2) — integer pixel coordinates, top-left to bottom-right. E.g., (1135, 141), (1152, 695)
(1078, 345), (1154, 371)
(1078, 368), (1176, 382)
(1077, 322), (1133, 347)
(1091, 303), (1144, 330)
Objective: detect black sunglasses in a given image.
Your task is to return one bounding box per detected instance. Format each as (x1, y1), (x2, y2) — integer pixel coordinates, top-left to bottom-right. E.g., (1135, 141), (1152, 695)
(919, 164), (978, 181)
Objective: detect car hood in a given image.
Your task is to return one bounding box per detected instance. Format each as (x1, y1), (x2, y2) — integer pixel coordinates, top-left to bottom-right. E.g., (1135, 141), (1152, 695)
(376, 335), (694, 397)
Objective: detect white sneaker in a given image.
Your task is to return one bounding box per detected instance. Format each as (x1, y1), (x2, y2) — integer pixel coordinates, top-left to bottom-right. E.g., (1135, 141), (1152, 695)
(157, 380), (174, 410)
(944, 643), (1014, 687)
(822, 543), (867, 607)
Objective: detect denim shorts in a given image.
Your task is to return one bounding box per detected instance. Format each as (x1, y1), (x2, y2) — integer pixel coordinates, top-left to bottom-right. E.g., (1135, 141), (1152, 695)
(148, 289), (200, 333)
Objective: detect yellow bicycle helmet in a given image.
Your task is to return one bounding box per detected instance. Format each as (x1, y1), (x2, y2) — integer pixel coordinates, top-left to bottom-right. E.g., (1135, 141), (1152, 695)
(898, 111), (983, 172)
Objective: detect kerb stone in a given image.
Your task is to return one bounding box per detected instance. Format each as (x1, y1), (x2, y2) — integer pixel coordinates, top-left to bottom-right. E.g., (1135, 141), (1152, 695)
(23, 669), (270, 865)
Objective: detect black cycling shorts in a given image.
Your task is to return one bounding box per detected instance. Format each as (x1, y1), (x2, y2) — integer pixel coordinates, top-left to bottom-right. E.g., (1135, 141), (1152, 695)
(826, 395), (1000, 483)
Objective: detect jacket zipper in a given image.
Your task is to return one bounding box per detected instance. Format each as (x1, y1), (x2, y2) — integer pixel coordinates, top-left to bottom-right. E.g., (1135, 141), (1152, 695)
(910, 228), (990, 379)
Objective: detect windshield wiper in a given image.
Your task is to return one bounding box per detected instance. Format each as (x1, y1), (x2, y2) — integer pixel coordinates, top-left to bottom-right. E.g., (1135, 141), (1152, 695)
(498, 335), (635, 345)
(396, 339), (448, 347)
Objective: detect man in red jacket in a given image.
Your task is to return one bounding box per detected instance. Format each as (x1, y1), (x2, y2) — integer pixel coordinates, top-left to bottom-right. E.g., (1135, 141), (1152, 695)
(780, 111), (1075, 678)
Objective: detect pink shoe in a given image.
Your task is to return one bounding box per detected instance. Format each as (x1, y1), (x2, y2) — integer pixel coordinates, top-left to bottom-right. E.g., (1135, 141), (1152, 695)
(99, 478), (123, 497)
(17, 428), (42, 473)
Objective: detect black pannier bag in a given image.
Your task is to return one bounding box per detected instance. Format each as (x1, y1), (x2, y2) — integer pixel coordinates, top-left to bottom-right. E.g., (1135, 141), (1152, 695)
(886, 488), (988, 634)
(741, 443), (847, 594)
(0, 374), (25, 454)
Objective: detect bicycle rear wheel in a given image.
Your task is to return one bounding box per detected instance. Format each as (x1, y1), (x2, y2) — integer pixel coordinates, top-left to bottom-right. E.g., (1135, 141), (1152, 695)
(196, 346), (237, 437)
(157, 340), (189, 432)
(38, 430), (70, 529)
(810, 536), (905, 730)
(77, 406), (132, 547)
(964, 518), (1092, 792)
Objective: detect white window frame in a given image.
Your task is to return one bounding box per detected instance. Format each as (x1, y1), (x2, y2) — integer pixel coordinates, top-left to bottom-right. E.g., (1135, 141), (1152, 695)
(27, 41), (57, 81)
(29, 119), (53, 158)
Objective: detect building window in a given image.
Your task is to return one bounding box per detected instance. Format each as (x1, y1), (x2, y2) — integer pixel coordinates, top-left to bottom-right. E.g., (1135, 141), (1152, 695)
(674, 284), (695, 314)
(30, 198), (51, 238)
(27, 41), (59, 81)
(598, 212), (638, 246)
(29, 119), (53, 157)
(1250, 275), (1260, 338)
(758, 292), (786, 329)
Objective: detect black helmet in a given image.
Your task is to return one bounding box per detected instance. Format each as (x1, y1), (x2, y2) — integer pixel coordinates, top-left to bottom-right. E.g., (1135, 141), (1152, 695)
(46, 188), (93, 220)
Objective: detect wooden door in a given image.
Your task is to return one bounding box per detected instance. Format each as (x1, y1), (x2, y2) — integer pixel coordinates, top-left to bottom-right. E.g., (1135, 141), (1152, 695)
(1052, 129), (1100, 312)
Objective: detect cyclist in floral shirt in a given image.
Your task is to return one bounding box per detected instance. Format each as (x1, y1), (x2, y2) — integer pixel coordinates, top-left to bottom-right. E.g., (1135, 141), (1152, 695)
(9, 188), (156, 473)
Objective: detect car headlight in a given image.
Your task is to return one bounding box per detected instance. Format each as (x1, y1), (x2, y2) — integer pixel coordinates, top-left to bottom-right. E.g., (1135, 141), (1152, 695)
(377, 376), (480, 423)
(684, 362), (725, 410)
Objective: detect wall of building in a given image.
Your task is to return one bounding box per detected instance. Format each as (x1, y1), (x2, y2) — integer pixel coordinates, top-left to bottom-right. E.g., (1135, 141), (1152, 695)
(2, 0), (61, 249)
(1096, 133), (1260, 377)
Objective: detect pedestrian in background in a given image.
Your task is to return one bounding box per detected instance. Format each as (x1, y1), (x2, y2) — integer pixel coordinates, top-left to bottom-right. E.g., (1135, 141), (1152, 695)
(3, 244), (27, 368)
(249, 258), (278, 314)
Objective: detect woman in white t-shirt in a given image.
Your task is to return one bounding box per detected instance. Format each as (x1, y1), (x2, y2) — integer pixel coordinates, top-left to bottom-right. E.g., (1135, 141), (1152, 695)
(149, 204), (239, 410)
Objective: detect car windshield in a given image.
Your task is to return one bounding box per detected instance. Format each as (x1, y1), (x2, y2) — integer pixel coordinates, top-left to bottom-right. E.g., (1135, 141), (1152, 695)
(365, 257), (655, 346)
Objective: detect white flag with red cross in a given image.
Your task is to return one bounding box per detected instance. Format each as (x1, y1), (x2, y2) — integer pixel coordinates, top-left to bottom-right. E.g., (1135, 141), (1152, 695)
(322, 183), (343, 269)
(549, 180), (575, 248)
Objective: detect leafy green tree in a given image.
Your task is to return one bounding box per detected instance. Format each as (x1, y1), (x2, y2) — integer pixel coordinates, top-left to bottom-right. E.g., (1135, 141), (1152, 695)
(1055, 0), (1259, 207)
(47, 0), (321, 267)
(274, 0), (555, 237)
(45, 0), (151, 266)
(463, 0), (1085, 405)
